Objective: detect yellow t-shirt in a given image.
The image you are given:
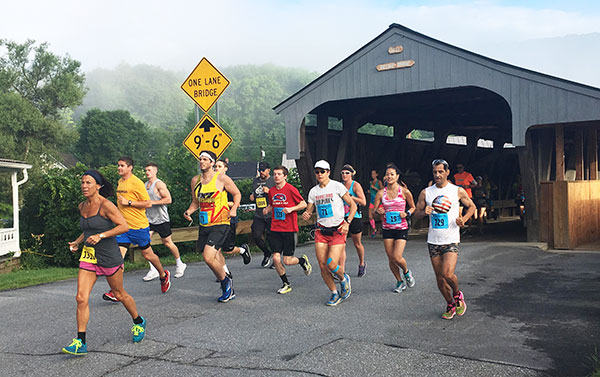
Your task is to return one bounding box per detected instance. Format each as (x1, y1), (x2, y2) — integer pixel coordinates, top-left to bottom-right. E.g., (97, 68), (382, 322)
(117, 175), (150, 229)
(194, 172), (230, 227)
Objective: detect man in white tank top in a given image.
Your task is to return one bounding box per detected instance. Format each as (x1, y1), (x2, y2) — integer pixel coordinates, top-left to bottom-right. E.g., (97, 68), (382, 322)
(414, 159), (475, 320)
(143, 163), (187, 280)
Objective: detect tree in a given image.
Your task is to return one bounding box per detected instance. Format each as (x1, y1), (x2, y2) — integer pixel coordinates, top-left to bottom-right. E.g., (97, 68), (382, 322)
(0, 39), (86, 118)
(75, 109), (152, 168)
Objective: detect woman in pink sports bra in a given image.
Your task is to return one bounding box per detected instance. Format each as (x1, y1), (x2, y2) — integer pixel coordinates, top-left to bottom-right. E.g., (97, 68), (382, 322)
(373, 164), (417, 293)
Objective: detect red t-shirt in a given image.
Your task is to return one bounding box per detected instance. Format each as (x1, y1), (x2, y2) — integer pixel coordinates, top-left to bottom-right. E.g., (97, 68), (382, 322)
(268, 182), (304, 232)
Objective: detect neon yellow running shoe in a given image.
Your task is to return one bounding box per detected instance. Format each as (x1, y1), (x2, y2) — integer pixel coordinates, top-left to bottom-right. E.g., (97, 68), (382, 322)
(277, 283), (292, 294)
(442, 304), (456, 320)
(62, 338), (87, 355)
(454, 291), (467, 316)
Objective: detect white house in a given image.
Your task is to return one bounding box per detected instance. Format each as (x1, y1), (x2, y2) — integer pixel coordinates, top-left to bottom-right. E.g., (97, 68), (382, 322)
(0, 159), (32, 257)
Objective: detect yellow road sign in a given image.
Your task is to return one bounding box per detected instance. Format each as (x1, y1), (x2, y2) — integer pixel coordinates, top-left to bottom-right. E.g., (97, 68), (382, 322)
(181, 57), (230, 113)
(182, 114), (233, 159)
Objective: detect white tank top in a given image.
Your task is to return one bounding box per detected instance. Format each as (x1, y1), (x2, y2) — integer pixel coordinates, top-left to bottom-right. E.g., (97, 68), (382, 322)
(425, 182), (460, 245)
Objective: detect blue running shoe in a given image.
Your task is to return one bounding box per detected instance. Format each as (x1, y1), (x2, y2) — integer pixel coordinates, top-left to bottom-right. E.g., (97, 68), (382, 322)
(340, 273), (351, 300)
(62, 338), (87, 355)
(132, 316), (146, 343)
(326, 292), (342, 306)
(218, 277), (236, 302)
(393, 280), (407, 293)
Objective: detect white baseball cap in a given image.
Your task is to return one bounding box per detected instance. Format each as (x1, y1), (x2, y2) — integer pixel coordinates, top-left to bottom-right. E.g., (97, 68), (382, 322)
(314, 160), (330, 170)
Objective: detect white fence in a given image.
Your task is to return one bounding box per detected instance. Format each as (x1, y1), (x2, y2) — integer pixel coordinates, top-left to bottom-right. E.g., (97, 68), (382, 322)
(0, 228), (18, 256)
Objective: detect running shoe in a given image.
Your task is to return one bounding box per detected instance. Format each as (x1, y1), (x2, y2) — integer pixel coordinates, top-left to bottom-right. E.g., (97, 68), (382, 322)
(132, 316), (146, 343)
(261, 255), (273, 268)
(340, 273), (351, 300)
(300, 255), (312, 276)
(102, 291), (119, 302)
(370, 230), (377, 238)
(326, 292), (342, 306)
(241, 243), (251, 265)
(277, 283), (292, 294)
(331, 272), (340, 281)
(218, 277), (236, 302)
(142, 269), (160, 282)
(393, 281), (407, 293)
(62, 338), (87, 355)
(160, 270), (171, 293)
(454, 291), (467, 316)
(404, 270), (415, 288)
(357, 263), (367, 277)
(174, 263), (187, 278)
(442, 303), (456, 320)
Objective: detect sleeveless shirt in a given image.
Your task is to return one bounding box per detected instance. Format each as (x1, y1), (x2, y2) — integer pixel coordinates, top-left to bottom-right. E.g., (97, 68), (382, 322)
(146, 179), (170, 225)
(343, 181), (362, 219)
(80, 201), (123, 268)
(194, 172), (230, 227)
(425, 182), (460, 244)
(381, 186), (408, 230)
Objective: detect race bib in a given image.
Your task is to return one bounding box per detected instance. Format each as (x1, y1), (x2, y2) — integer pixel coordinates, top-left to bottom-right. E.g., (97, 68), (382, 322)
(256, 197), (267, 208)
(79, 245), (97, 264)
(198, 211), (209, 225)
(316, 203), (333, 218)
(273, 207), (286, 221)
(386, 211), (401, 225)
(431, 213), (449, 229)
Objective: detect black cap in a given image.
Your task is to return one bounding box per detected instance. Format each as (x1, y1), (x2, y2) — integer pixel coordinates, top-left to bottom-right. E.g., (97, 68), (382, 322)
(258, 162), (270, 171)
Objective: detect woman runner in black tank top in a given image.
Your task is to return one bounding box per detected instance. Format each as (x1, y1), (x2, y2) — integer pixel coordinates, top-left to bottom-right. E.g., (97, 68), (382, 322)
(61, 170), (147, 356)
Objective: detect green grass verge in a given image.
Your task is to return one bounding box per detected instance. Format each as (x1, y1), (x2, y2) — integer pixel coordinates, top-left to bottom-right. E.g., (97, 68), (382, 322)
(0, 252), (210, 292)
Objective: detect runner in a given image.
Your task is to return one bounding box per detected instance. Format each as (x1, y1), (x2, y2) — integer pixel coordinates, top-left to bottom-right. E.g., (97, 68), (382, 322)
(263, 165), (311, 294)
(250, 162), (275, 268)
(453, 162), (476, 233)
(414, 159), (475, 319)
(215, 159), (251, 271)
(339, 164), (368, 277)
(63, 170), (146, 355)
(373, 163), (416, 292)
(183, 150), (241, 302)
(368, 169), (383, 237)
(142, 162), (187, 281)
(301, 160), (357, 306)
(103, 157), (170, 302)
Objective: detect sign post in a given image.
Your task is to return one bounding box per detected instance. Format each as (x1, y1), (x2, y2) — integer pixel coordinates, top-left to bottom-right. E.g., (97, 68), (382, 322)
(181, 57), (232, 158)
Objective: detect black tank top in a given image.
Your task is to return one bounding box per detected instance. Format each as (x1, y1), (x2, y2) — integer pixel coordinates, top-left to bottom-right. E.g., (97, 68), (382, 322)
(80, 201), (123, 268)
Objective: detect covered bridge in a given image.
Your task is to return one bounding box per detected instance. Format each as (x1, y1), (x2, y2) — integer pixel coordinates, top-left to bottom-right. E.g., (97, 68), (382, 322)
(274, 23), (600, 248)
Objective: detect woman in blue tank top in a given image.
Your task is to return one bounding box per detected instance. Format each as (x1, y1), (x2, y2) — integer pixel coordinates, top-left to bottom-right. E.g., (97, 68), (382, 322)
(340, 164), (368, 277)
(62, 169), (147, 356)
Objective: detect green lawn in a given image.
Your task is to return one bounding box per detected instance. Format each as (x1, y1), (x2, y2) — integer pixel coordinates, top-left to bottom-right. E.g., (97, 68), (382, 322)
(0, 252), (209, 291)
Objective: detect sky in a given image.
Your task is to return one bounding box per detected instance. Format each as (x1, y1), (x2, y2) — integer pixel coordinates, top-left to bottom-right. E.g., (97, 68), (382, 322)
(1, 0), (600, 87)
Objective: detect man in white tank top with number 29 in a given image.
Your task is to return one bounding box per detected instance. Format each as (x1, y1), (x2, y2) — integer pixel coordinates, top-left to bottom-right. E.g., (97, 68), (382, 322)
(414, 159), (475, 320)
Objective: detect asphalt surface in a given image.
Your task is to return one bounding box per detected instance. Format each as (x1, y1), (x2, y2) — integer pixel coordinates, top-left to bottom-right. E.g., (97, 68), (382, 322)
(1, 221), (599, 376)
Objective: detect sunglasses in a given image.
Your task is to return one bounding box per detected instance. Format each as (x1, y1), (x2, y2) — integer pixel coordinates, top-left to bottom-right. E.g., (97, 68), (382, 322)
(341, 171), (352, 175)
(432, 159), (449, 169)
(314, 169), (328, 174)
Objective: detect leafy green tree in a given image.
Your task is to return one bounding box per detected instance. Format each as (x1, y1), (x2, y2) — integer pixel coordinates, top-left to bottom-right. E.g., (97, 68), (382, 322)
(75, 109), (152, 168)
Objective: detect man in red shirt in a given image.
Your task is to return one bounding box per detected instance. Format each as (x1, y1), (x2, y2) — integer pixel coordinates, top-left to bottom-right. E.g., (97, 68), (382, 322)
(453, 163), (476, 230)
(264, 165), (312, 294)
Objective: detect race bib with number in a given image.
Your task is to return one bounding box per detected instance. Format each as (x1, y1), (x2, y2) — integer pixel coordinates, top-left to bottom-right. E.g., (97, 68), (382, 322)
(256, 197), (267, 208)
(79, 245), (97, 264)
(198, 211), (209, 225)
(316, 203), (333, 218)
(273, 207), (286, 221)
(386, 211), (401, 225)
(431, 213), (449, 229)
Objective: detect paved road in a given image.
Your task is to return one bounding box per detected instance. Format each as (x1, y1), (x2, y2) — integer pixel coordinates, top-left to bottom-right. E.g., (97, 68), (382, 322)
(1, 228), (599, 376)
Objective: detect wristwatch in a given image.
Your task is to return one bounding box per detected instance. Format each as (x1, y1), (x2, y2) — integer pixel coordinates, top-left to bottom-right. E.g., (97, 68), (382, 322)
(99, 233), (105, 239)
(128, 200), (132, 206)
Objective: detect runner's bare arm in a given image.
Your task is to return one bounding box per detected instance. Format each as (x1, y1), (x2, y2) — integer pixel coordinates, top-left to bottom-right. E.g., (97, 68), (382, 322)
(457, 187), (476, 227)
(68, 233), (85, 252)
(402, 187), (416, 218)
(373, 189), (385, 215)
(352, 181), (368, 207)
(117, 194), (152, 209)
(285, 200), (307, 214)
(152, 181), (172, 206)
(222, 174), (241, 218)
(184, 175), (200, 221)
(263, 204), (272, 216)
(412, 189), (432, 220)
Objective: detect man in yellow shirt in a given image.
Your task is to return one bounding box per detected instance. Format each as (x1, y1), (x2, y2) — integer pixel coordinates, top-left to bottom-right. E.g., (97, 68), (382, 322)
(102, 157), (171, 302)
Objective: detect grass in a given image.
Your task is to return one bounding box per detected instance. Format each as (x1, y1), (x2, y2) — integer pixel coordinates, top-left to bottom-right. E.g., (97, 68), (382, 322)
(0, 252), (209, 292)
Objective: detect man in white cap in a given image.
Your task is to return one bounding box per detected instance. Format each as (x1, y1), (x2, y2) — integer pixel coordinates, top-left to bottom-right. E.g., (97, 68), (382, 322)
(302, 160), (357, 306)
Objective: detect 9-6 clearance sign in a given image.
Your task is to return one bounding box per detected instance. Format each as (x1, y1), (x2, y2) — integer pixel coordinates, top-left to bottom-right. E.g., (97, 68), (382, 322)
(181, 57), (230, 113)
